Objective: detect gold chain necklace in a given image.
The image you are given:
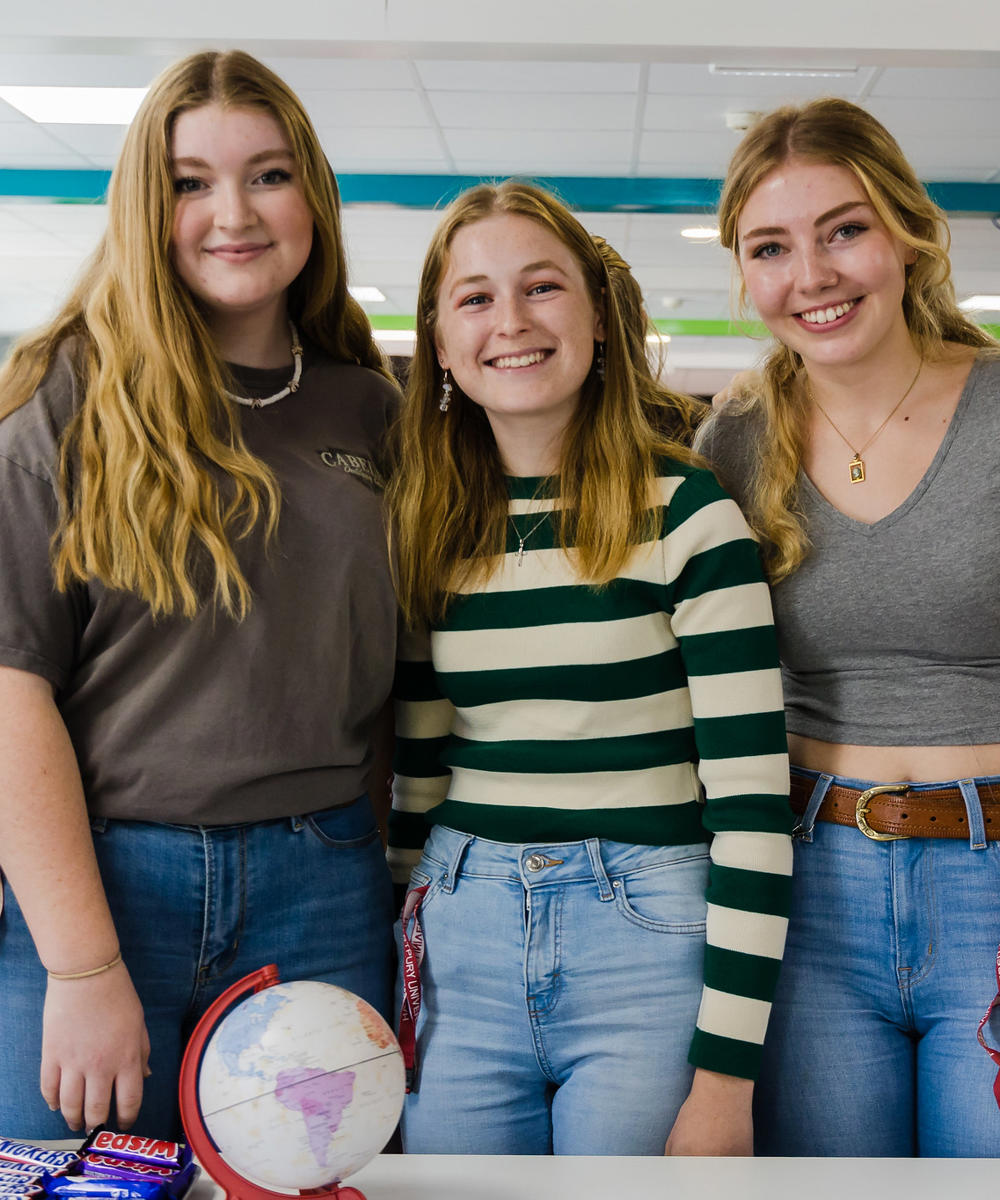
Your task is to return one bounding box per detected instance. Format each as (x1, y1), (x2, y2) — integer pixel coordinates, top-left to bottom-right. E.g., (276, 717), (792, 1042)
(809, 359), (923, 483)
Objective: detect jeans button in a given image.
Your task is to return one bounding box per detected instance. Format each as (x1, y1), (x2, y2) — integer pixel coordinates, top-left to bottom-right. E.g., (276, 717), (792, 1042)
(525, 853), (547, 872)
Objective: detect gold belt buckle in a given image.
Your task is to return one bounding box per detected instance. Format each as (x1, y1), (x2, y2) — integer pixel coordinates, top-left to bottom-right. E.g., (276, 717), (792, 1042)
(855, 783), (911, 841)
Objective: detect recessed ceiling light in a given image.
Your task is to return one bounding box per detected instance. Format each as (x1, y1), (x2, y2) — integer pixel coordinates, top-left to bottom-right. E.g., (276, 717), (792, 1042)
(0, 85), (148, 125)
(646, 333), (671, 344)
(681, 227), (719, 242)
(349, 286), (386, 303)
(959, 294), (1000, 311)
(373, 329), (415, 346)
(659, 297), (683, 309)
(710, 64), (858, 78)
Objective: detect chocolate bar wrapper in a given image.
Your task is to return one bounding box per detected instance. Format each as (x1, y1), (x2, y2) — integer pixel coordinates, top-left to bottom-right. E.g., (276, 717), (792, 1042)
(42, 1175), (165, 1200)
(0, 1148), (77, 1173)
(79, 1160), (196, 1198)
(78, 1139), (188, 1173)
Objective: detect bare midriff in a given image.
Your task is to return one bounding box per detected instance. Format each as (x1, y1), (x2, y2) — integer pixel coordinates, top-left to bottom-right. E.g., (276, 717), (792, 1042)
(788, 733), (1000, 783)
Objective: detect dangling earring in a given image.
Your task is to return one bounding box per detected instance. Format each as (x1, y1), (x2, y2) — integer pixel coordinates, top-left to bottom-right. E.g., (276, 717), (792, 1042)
(596, 343), (606, 382)
(439, 369), (452, 413)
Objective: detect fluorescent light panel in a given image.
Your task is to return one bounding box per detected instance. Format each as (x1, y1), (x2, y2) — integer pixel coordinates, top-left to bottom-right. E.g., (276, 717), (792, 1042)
(0, 86), (148, 125)
(373, 330), (415, 346)
(710, 64), (858, 78)
(959, 295), (1000, 311)
(349, 286), (386, 303)
(681, 227), (719, 241)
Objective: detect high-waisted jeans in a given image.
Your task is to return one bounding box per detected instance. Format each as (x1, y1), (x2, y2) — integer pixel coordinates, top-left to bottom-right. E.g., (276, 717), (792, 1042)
(398, 824), (710, 1156)
(0, 794), (396, 1139)
(754, 767), (1000, 1157)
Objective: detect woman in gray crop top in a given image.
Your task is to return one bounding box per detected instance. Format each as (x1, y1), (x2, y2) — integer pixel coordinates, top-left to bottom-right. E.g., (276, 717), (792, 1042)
(696, 97), (1000, 1157)
(0, 52), (399, 1138)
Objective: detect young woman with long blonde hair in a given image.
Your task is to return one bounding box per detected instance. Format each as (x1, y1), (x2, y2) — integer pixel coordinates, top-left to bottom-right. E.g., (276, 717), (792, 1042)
(387, 181), (792, 1156)
(696, 97), (1000, 1156)
(0, 50), (398, 1137)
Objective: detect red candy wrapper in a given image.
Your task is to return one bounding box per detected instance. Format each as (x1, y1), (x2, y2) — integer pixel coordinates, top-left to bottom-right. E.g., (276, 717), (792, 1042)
(77, 1140), (188, 1173)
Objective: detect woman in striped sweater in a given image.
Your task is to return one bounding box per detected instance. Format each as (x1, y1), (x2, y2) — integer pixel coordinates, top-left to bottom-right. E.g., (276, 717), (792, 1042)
(386, 181), (792, 1156)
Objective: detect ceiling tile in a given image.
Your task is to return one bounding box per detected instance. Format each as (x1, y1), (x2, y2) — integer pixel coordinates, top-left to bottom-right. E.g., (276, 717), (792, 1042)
(415, 60), (640, 93)
(317, 125), (445, 159)
(299, 89), (432, 129)
(430, 90), (636, 131)
(872, 66), (1000, 100)
(264, 56), (415, 91)
(445, 127), (631, 170)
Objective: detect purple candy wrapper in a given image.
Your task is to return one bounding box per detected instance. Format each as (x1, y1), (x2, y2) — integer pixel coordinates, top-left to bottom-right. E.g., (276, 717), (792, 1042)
(41, 1176), (164, 1200)
(77, 1140), (187, 1173)
(79, 1159), (195, 1199)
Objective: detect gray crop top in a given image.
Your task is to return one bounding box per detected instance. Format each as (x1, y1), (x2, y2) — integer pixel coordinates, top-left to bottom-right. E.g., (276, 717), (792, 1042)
(694, 355), (1000, 746)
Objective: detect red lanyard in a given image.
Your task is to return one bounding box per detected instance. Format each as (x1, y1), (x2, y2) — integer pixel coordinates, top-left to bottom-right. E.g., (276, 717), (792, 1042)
(977, 941), (1000, 1110)
(397, 884), (429, 1094)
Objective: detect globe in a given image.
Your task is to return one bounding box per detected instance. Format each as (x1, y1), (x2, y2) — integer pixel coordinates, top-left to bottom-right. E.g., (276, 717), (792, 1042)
(182, 970), (404, 1196)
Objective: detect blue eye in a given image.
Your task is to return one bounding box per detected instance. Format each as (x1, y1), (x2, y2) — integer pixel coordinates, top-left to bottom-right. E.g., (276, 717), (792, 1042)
(528, 282), (559, 295)
(834, 222), (867, 240)
(459, 294), (489, 307)
(257, 168), (293, 185)
(751, 242), (782, 259)
(173, 177), (203, 194)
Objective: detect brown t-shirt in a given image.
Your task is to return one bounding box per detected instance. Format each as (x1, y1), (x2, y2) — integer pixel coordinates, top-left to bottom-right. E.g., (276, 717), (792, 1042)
(0, 340), (399, 824)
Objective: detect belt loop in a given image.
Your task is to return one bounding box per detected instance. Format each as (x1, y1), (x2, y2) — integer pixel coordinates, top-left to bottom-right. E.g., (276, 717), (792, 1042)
(958, 778), (988, 851)
(440, 831), (474, 893)
(289, 815), (304, 832)
(584, 838), (614, 901)
(795, 773), (834, 842)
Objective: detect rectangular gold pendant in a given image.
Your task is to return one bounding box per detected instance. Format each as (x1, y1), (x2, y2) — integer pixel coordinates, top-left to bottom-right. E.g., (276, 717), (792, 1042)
(849, 455), (866, 483)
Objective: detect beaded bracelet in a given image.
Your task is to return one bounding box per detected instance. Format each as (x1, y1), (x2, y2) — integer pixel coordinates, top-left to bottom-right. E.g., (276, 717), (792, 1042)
(46, 951), (123, 981)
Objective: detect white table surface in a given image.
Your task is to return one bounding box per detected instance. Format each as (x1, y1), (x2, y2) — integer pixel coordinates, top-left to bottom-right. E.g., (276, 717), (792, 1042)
(39, 1140), (997, 1200)
(184, 1153), (996, 1200)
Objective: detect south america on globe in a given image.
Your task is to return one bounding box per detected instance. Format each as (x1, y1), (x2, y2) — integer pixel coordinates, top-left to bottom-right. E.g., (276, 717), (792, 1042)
(196, 980), (404, 1189)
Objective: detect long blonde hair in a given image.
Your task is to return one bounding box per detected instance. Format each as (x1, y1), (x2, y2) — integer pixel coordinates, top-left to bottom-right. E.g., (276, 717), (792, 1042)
(0, 49), (391, 619)
(716, 97), (997, 582)
(388, 180), (703, 628)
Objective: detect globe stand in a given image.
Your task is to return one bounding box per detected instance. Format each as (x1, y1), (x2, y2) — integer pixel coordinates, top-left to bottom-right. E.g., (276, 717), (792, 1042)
(179, 965), (367, 1200)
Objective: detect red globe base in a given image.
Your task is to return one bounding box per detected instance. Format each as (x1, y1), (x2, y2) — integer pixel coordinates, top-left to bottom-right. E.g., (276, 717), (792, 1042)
(178, 965), (370, 1200)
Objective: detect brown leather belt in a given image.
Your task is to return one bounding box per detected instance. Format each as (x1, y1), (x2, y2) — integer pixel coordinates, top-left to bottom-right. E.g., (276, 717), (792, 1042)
(789, 774), (1000, 841)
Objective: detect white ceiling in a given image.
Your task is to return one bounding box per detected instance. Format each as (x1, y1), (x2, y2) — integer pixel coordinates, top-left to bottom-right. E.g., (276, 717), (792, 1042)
(1, 3), (999, 391)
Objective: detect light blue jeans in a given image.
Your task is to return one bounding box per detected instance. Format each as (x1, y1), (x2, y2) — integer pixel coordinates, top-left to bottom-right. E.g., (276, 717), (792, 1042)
(0, 795), (396, 1139)
(398, 825), (710, 1155)
(754, 768), (1000, 1157)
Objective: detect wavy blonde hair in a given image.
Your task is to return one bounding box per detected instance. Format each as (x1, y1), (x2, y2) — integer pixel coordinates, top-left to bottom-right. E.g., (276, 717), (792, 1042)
(0, 49), (391, 619)
(716, 97), (997, 582)
(387, 180), (703, 627)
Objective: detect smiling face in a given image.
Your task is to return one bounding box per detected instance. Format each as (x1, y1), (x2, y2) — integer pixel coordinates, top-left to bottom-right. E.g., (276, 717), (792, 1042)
(170, 103), (314, 337)
(736, 159), (916, 374)
(433, 212), (605, 460)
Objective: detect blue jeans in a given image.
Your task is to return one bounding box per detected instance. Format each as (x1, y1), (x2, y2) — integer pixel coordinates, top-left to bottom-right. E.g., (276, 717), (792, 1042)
(398, 825), (709, 1155)
(0, 795), (395, 1139)
(755, 768), (1000, 1157)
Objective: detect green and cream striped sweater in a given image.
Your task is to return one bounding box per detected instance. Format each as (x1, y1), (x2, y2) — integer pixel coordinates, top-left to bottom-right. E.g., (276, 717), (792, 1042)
(389, 460), (793, 1079)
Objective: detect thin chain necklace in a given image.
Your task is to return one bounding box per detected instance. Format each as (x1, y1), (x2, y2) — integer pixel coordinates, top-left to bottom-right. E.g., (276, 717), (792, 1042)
(809, 359), (922, 484)
(224, 320), (303, 408)
(508, 510), (550, 566)
(508, 477), (554, 566)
